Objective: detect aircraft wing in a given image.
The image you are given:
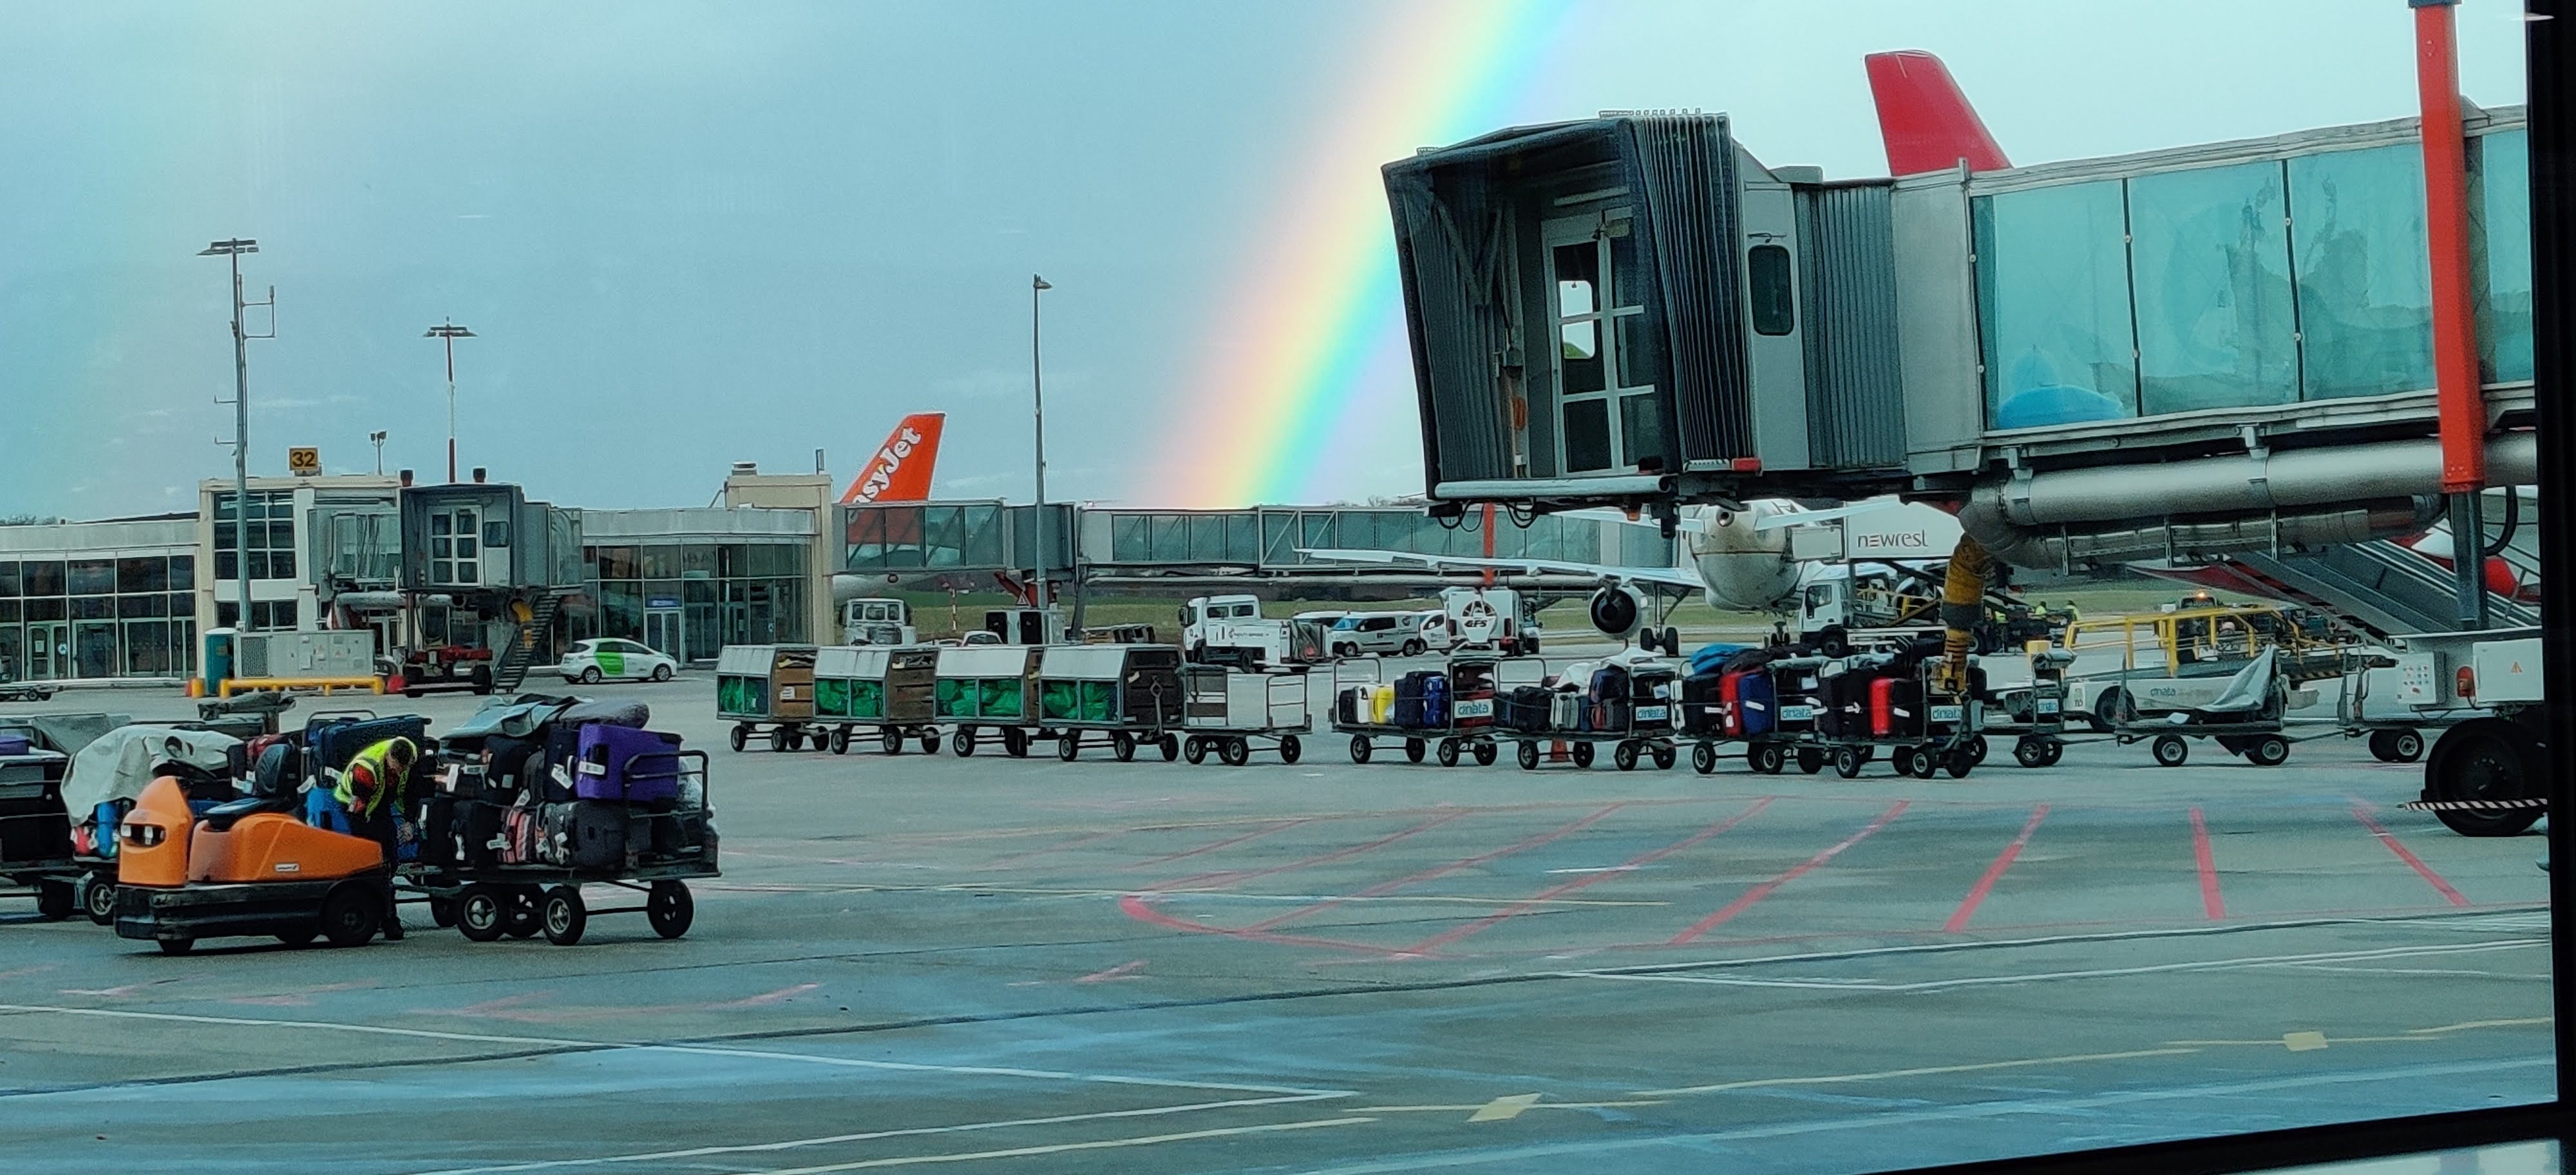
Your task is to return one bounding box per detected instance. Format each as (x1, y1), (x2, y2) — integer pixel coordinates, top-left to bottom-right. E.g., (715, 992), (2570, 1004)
(1295, 548), (1705, 591)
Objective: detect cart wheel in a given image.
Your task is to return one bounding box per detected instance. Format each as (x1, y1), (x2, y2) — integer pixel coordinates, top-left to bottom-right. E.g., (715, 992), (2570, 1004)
(920, 731), (940, 754)
(158, 937), (195, 956)
(457, 886), (506, 942)
(319, 884), (382, 948)
(770, 727), (793, 753)
(503, 887), (543, 939)
(954, 727), (978, 757)
(1613, 741), (1638, 771)
(647, 881), (694, 939)
(2390, 729), (2423, 763)
(1349, 735), (1372, 764)
(34, 880), (73, 921)
(1795, 748), (1826, 774)
(730, 724), (750, 753)
(1280, 734), (1303, 765)
(2152, 734), (2190, 767)
(1901, 745), (1935, 778)
(1748, 743), (1784, 774)
(1518, 740), (1540, 770)
(2248, 736), (2291, 767)
(1404, 738), (1426, 764)
(542, 886), (587, 946)
(1571, 741), (1595, 769)
(2367, 729), (2400, 761)
(829, 726), (851, 755)
(1651, 745), (1675, 770)
(1161, 734), (1182, 762)
(1184, 736), (1208, 765)
(1222, 737), (1251, 767)
(79, 874), (117, 926)
(1059, 733), (1081, 761)
(2013, 736), (2051, 769)
(1833, 745), (1865, 779)
(2040, 740), (2065, 767)
(1004, 727), (1030, 758)
(882, 726), (904, 756)
(428, 894), (458, 928)
(1692, 743), (1717, 775)
(1113, 731), (1137, 762)
(1474, 741), (1499, 767)
(1967, 735), (1989, 765)
(1944, 748), (1975, 779)
(1435, 738), (1460, 767)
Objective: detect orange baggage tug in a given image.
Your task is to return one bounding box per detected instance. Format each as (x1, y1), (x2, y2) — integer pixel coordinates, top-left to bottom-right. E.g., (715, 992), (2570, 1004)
(114, 773), (392, 955)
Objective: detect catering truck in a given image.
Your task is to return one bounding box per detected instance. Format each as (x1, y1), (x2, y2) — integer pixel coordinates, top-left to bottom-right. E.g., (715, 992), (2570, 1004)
(1180, 595), (1328, 669)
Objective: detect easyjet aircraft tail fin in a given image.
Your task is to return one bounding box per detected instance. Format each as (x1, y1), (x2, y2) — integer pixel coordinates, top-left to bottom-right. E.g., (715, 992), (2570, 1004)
(1864, 50), (2011, 176)
(840, 413), (946, 504)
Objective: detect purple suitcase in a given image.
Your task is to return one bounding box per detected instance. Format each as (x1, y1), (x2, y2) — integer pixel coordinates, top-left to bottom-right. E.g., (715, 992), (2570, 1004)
(574, 724), (683, 803)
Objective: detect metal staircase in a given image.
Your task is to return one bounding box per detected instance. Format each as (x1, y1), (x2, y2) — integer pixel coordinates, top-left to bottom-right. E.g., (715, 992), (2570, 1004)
(2230, 540), (2536, 641)
(491, 593), (567, 693)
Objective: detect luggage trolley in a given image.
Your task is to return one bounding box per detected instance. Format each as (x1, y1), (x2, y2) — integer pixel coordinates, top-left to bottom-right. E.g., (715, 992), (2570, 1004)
(1983, 648), (2076, 768)
(936, 645), (1045, 758)
(813, 645), (943, 756)
(1497, 658), (1681, 771)
(413, 745), (718, 946)
(716, 644), (840, 752)
(42, 721), (247, 926)
(1179, 666), (1312, 765)
(2110, 648), (2298, 768)
(1036, 645), (1186, 761)
(1737, 656), (1989, 779)
(1328, 654), (1521, 767)
(0, 728), (77, 920)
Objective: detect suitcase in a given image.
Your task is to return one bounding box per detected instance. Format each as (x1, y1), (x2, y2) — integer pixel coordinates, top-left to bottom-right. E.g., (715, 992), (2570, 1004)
(540, 801), (578, 866)
(0, 734), (27, 757)
(1550, 691), (1583, 733)
(574, 725), (684, 803)
(556, 699), (650, 730)
(569, 800), (630, 871)
(1681, 672), (1722, 734)
(1629, 672), (1674, 733)
(419, 795), (457, 867)
(308, 715), (430, 776)
(457, 801), (504, 867)
(500, 803), (544, 865)
(1335, 687), (1362, 726)
(482, 736), (542, 800)
(1370, 683), (1395, 725)
(542, 723), (589, 801)
(302, 788), (357, 836)
(1817, 673), (1864, 739)
(1502, 685), (1553, 734)
(1871, 676), (1918, 738)
(1421, 674), (1450, 727)
(1393, 673), (1426, 728)
(1733, 671), (1776, 736)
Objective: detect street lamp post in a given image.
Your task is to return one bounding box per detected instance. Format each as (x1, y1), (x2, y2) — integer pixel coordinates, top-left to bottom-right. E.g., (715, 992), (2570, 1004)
(1030, 275), (1052, 626)
(199, 238), (264, 633)
(370, 430), (388, 476)
(424, 319), (475, 483)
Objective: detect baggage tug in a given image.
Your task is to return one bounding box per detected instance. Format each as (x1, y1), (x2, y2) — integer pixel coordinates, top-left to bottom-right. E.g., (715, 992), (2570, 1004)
(114, 772), (392, 955)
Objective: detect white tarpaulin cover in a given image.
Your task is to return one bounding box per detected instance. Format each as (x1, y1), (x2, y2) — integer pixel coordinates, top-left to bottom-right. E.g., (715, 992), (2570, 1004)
(62, 726), (240, 817)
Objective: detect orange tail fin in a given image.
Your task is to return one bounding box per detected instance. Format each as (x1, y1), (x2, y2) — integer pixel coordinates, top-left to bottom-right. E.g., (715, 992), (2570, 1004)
(840, 413), (945, 504)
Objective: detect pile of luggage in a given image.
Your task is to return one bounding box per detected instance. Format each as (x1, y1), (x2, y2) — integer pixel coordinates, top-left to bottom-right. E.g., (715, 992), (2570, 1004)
(1493, 656), (1678, 738)
(1334, 664), (1502, 733)
(427, 698), (711, 875)
(1680, 637), (1983, 742)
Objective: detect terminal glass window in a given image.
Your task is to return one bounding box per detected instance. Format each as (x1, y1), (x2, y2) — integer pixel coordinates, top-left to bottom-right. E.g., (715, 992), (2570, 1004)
(2128, 160), (2300, 414)
(2473, 128), (2534, 383)
(2288, 143), (2435, 400)
(213, 492), (298, 582)
(1975, 179), (2138, 426)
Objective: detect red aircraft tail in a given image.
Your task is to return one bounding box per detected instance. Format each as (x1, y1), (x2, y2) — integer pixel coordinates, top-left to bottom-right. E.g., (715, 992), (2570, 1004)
(840, 413), (945, 505)
(1864, 50), (2011, 176)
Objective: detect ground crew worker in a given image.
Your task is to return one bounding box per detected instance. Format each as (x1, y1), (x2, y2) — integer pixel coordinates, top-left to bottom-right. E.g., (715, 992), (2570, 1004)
(336, 736), (416, 940)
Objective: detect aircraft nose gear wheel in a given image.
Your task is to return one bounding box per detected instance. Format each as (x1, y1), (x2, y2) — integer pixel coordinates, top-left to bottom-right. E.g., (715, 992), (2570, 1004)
(1518, 740), (1540, 770)
(1473, 741), (1499, 767)
(1220, 737), (1251, 767)
(1692, 742), (1717, 774)
(1748, 743), (1784, 774)
(1349, 735), (1373, 763)
(1185, 737), (1208, 765)
(1833, 745), (1865, 779)
(1436, 738), (1460, 767)
(542, 886), (587, 946)
(2152, 734), (2190, 767)
(953, 728), (978, 756)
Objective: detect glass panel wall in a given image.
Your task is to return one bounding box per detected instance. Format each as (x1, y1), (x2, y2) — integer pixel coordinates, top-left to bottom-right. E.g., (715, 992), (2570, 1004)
(0, 553), (196, 680)
(2472, 128), (2533, 383)
(2129, 160), (2299, 414)
(2288, 143), (2435, 400)
(1975, 180), (2138, 427)
(582, 540), (808, 656)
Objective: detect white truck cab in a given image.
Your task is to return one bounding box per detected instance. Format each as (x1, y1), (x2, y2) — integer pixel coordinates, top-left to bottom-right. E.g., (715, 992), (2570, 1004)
(1182, 595), (1323, 669)
(842, 597), (918, 646)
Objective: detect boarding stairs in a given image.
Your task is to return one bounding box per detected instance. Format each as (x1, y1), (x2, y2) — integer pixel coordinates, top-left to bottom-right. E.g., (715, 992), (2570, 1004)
(492, 592), (568, 693)
(2228, 540), (2536, 641)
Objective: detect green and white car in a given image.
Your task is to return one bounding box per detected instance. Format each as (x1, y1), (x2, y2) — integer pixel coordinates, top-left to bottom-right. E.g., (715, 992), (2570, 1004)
(558, 638), (679, 685)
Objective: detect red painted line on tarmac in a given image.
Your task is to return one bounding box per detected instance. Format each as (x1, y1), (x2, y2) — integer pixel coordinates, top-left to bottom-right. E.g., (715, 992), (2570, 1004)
(1943, 803), (2050, 933)
(1115, 893), (1416, 957)
(1669, 800), (1909, 945)
(2351, 804), (2471, 907)
(1244, 804), (1627, 933)
(2190, 807), (2226, 920)
(1401, 799), (1776, 956)
(1150, 811), (1470, 893)
(1116, 818), (1318, 872)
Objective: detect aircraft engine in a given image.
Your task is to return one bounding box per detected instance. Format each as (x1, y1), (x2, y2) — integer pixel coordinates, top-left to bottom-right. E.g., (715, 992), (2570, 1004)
(1587, 585), (1645, 640)
(1688, 505), (1798, 609)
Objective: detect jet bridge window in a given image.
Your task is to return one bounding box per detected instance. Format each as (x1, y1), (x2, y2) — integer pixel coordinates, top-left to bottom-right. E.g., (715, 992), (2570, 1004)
(1548, 214), (1660, 474)
(1747, 245), (1795, 336)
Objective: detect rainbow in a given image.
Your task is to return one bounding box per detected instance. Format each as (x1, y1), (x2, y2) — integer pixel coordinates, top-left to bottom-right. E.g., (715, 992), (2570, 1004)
(1157, 0), (1575, 507)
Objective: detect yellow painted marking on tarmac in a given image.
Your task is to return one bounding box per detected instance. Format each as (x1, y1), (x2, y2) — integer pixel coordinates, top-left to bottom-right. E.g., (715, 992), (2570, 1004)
(2283, 1031), (2328, 1052)
(1467, 1093), (1544, 1122)
(1355, 1100), (1668, 1114)
(2172, 1016), (2554, 1049)
(730, 1115), (1376, 1174)
(1636, 1048), (2202, 1098)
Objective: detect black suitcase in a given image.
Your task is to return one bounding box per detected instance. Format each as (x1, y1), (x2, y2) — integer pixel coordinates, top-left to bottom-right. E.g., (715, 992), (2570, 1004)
(419, 795), (457, 867)
(569, 800), (630, 871)
(308, 715), (430, 776)
(1392, 672), (1426, 728)
(482, 735), (541, 799)
(1681, 672), (1723, 734)
(456, 800), (505, 868)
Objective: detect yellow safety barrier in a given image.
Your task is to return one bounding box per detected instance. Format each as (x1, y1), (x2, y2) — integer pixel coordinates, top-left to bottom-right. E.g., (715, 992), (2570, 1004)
(218, 676), (385, 698)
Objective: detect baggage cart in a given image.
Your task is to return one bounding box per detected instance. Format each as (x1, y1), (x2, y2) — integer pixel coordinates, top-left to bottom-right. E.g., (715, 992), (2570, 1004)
(40, 722), (245, 926)
(812, 645), (942, 755)
(410, 747), (717, 946)
(934, 645), (1044, 757)
(1179, 666), (1311, 765)
(1037, 645), (1186, 761)
(0, 736), (77, 920)
(1500, 658), (1682, 771)
(2110, 648), (2299, 768)
(715, 644), (836, 752)
(1982, 648), (2075, 768)
(1328, 655), (1531, 767)
(1728, 656), (1989, 779)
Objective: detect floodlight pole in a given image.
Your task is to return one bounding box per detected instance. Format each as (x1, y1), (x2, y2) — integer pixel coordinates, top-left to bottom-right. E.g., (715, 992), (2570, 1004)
(1031, 275), (1052, 626)
(200, 238), (267, 633)
(425, 319), (476, 483)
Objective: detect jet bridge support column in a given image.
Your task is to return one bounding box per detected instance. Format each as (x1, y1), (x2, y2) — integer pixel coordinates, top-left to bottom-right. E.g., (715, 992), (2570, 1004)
(2415, 0), (2490, 629)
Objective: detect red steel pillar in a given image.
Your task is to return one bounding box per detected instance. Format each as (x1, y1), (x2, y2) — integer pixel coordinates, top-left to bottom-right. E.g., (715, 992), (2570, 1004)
(2416, 0), (2485, 492)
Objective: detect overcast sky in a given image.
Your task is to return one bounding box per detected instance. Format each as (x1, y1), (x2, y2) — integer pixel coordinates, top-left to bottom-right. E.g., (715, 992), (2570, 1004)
(0, 1), (2531, 521)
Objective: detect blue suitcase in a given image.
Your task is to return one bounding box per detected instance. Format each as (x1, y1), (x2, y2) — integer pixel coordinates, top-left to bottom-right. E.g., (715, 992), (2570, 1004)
(1421, 674), (1450, 727)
